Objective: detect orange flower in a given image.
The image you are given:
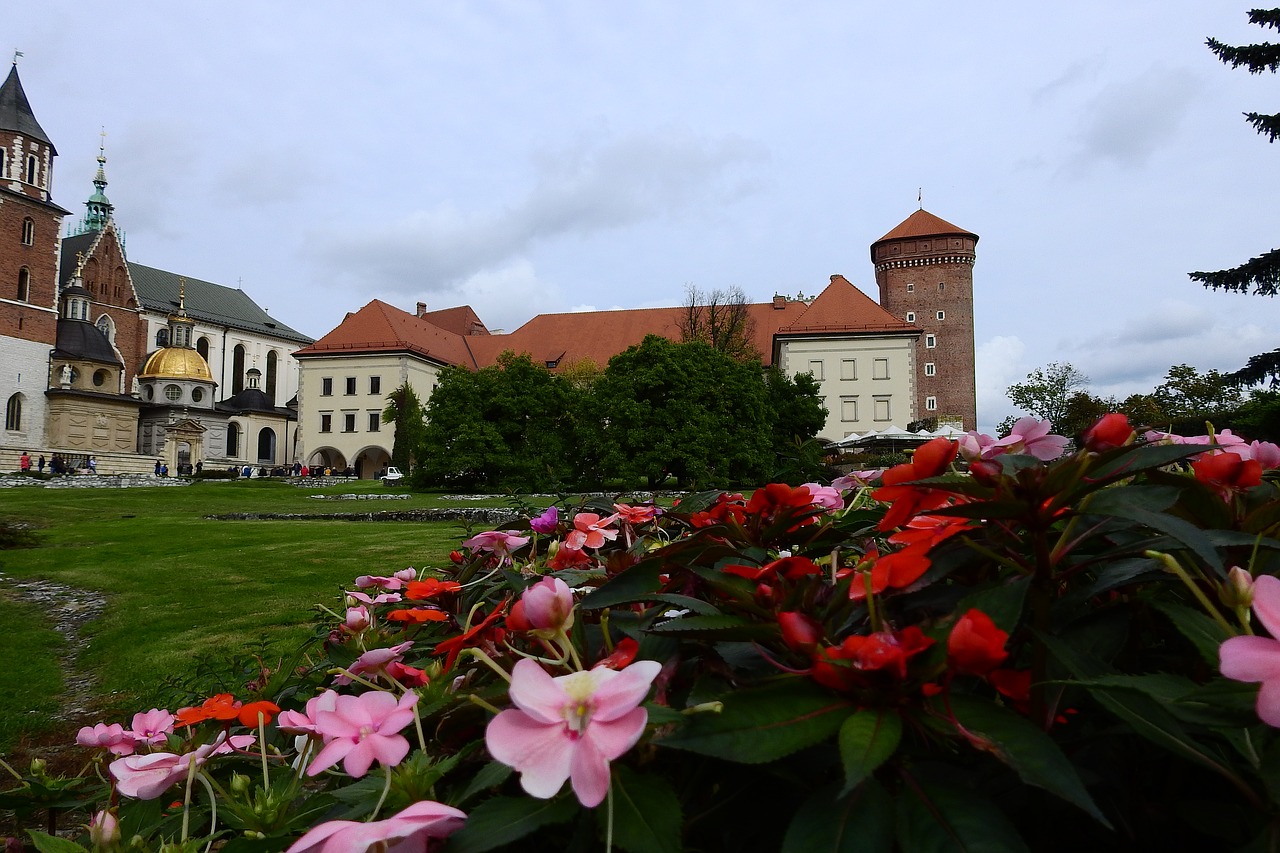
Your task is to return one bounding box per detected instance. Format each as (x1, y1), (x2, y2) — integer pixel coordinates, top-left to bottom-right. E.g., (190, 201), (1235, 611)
(174, 693), (241, 728)
(387, 608), (450, 623)
(872, 438), (959, 530)
(237, 701), (280, 728)
(948, 609), (1009, 676)
(404, 578), (462, 601)
(433, 602), (509, 671)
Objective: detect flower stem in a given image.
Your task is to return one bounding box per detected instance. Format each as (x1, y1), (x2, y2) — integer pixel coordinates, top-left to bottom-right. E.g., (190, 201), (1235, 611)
(257, 715), (270, 789)
(1147, 550), (1236, 635)
(197, 772), (219, 853)
(464, 647), (513, 683)
(467, 693), (503, 715)
(369, 765), (392, 822)
(605, 775), (615, 853)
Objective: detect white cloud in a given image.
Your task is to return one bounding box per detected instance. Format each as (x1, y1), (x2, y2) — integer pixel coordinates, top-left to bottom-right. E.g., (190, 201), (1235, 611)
(1069, 65), (1203, 169)
(976, 335), (1027, 433)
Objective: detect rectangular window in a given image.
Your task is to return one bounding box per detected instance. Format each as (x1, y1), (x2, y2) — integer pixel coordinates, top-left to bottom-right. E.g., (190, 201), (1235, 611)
(873, 358), (889, 380)
(840, 359), (857, 381)
(345, 377), (357, 395)
(906, 312), (915, 323)
(925, 334), (937, 348)
(369, 376), (381, 395)
(925, 362), (936, 376)
(321, 377), (333, 396)
(808, 360), (824, 381)
(926, 396), (938, 411)
(906, 283), (914, 293)
(368, 412), (381, 432)
(936, 310), (945, 321)
(319, 413), (332, 433)
(874, 398), (891, 421)
(343, 413), (356, 433)
(840, 399), (858, 422)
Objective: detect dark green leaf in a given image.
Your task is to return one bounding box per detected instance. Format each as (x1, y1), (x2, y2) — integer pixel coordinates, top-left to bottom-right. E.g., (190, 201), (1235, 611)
(946, 694), (1110, 827)
(26, 833), (87, 853)
(646, 614), (776, 640)
(655, 678), (852, 763)
(1080, 556), (1161, 598)
(782, 779), (893, 853)
(443, 795), (578, 853)
(896, 766), (1030, 852)
(955, 577), (1029, 634)
(605, 765), (682, 853)
(580, 558), (666, 609)
(838, 709), (902, 795)
(454, 760), (513, 807)
(1150, 600), (1232, 666)
(1080, 443), (1202, 489)
(1085, 500), (1223, 573)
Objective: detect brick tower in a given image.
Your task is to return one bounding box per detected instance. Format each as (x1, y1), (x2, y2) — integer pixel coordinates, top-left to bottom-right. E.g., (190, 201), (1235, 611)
(871, 209), (978, 430)
(0, 61), (70, 449)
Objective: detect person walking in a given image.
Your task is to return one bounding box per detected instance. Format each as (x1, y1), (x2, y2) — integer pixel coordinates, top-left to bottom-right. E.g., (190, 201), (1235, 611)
(19, 451), (31, 473)
(87, 456), (96, 475)
(154, 460), (162, 476)
(37, 454), (45, 473)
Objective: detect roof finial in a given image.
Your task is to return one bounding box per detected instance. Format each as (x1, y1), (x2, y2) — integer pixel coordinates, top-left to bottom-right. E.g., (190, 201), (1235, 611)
(918, 187), (923, 210)
(12, 50), (23, 66)
(74, 251), (85, 276)
(178, 277), (186, 313)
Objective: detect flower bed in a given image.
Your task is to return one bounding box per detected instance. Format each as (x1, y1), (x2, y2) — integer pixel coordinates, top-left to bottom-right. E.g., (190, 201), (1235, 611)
(6, 414), (1280, 851)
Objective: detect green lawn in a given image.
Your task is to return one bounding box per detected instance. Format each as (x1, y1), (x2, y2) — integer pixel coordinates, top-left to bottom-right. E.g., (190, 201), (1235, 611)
(0, 480), (503, 749)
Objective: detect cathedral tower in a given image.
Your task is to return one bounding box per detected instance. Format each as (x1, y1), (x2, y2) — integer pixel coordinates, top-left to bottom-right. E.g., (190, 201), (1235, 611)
(871, 209), (978, 430)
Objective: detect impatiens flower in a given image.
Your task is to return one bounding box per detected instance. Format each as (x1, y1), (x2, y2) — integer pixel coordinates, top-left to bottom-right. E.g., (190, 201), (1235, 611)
(110, 733), (255, 800)
(723, 555), (822, 583)
(433, 603), (508, 671)
(486, 658), (661, 807)
(463, 530), (531, 562)
(1083, 413), (1134, 452)
(353, 568), (417, 590)
(334, 641), (414, 686)
(996, 418), (1069, 461)
(76, 723), (135, 756)
(404, 577), (462, 600)
(309, 691), (419, 778)
(285, 800), (466, 853)
(565, 513), (619, 550)
(174, 693), (242, 728)
(810, 627), (935, 692)
(237, 701), (280, 728)
(872, 437), (959, 530)
(832, 470), (883, 491)
(386, 607), (449, 623)
(846, 543), (932, 601)
(277, 691), (339, 737)
(385, 661), (429, 688)
(129, 709), (175, 746)
(613, 503), (659, 525)
(595, 637), (640, 670)
(746, 484), (822, 530)
(344, 605), (370, 632)
(529, 505), (560, 534)
(1193, 451), (1263, 500)
(948, 609), (1009, 675)
(801, 483), (844, 511)
(1221, 575), (1280, 726)
(779, 611), (823, 654)
(549, 543), (592, 569)
(88, 810), (120, 849)
(345, 590), (402, 606)
(519, 577), (576, 634)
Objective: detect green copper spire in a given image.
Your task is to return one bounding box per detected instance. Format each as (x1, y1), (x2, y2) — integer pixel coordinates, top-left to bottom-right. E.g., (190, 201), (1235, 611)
(82, 129), (112, 231)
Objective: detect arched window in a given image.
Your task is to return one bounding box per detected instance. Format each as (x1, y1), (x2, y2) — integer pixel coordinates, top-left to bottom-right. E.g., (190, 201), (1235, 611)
(227, 422), (240, 457)
(25, 154), (37, 185)
(4, 394), (20, 431)
(266, 351), (278, 404)
(196, 336), (210, 362)
(155, 327), (169, 347)
(17, 267), (30, 302)
(21, 218), (33, 245)
(96, 314), (115, 343)
(257, 427), (276, 462)
(232, 344), (246, 394)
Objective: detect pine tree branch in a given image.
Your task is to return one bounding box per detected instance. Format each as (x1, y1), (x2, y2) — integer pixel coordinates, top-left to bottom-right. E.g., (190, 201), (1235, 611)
(1247, 9), (1280, 31)
(1207, 37), (1280, 72)
(1245, 111), (1280, 140)
(1228, 349), (1280, 388)
(1190, 247), (1280, 295)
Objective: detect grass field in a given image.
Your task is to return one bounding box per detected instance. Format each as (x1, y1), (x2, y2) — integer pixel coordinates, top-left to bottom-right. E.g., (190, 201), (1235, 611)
(0, 479), (513, 750)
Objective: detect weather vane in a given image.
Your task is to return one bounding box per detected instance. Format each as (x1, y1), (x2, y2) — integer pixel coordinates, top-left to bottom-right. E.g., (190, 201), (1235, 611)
(918, 187), (923, 210)
(12, 50), (24, 65)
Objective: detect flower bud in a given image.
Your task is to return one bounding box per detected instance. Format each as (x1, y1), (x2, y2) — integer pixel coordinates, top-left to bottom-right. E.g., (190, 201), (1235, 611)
(520, 577), (575, 634)
(344, 605), (370, 632)
(1222, 566), (1255, 609)
(778, 611), (823, 654)
(88, 810), (120, 849)
(1083, 413), (1134, 453)
(229, 773), (252, 795)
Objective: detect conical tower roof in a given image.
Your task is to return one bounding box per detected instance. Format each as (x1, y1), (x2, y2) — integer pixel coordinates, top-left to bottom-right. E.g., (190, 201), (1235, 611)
(871, 209), (976, 253)
(0, 63), (55, 152)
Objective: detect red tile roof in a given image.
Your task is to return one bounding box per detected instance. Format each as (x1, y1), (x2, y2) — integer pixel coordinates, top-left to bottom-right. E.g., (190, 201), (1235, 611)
(873, 208), (977, 245)
(294, 300), (479, 368)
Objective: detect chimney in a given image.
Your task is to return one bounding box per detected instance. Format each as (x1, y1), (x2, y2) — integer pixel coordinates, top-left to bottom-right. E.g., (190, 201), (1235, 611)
(416, 301), (427, 318)
(772, 295), (787, 309)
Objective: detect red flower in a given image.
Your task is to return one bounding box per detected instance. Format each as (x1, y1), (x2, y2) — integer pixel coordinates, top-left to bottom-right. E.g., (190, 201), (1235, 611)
(948, 609), (1009, 676)
(386, 608), (450, 623)
(1083, 413), (1134, 452)
(433, 602), (508, 671)
(847, 543), (932, 601)
(595, 637), (640, 670)
(810, 627), (934, 691)
(689, 493), (747, 528)
(174, 693), (241, 728)
(237, 701), (279, 728)
(404, 578), (462, 601)
(723, 555), (822, 582)
(888, 513), (974, 549)
(386, 661), (429, 687)
(549, 544), (592, 569)
(989, 667), (1031, 713)
(778, 611), (823, 654)
(1193, 451), (1263, 499)
(872, 438), (959, 530)
(746, 484), (821, 529)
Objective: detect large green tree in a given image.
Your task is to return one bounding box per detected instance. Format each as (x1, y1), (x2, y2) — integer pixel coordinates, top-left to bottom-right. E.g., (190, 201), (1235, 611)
(382, 383), (426, 473)
(1191, 9), (1280, 385)
(595, 336), (773, 488)
(1004, 362), (1090, 430)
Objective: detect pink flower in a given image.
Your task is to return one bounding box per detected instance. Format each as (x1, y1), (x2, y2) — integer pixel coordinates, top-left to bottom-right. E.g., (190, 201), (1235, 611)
(128, 709), (175, 746)
(612, 503), (659, 525)
(76, 723), (135, 756)
(354, 568), (417, 590)
(308, 691), (419, 778)
(277, 691), (340, 736)
(285, 800), (466, 853)
(1221, 575), (1280, 726)
(334, 641), (414, 686)
(345, 591), (402, 606)
(520, 577), (575, 634)
(345, 606), (371, 631)
(565, 513), (619, 551)
(529, 505), (559, 534)
(88, 810), (120, 848)
(486, 657), (661, 807)
(958, 431), (998, 462)
(462, 530), (531, 562)
(801, 483), (844, 511)
(110, 733), (254, 799)
(832, 470), (882, 490)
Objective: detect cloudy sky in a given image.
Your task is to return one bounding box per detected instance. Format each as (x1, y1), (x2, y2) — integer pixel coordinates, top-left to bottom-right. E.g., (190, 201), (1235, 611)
(12, 2), (1280, 431)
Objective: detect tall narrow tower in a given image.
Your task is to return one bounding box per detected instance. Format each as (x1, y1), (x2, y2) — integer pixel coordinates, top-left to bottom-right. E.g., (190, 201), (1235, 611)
(871, 209), (978, 430)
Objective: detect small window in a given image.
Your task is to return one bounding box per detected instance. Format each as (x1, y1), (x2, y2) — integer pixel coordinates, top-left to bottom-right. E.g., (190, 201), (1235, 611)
(21, 218), (33, 245)
(924, 362), (936, 377)
(926, 334), (937, 349)
(874, 398), (891, 422)
(926, 396), (938, 411)
(164, 384), (182, 402)
(321, 377), (333, 396)
(144, 385), (154, 401)
(936, 310), (945, 321)
(227, 422), (240, 457)
(96, 315), (114, 342)
(345, 377), (356, 395)
(939, 282), (945, 292)
(369, 376), (381, 395)
(873, 358), (890, 380)
(905, 312), (915, 323)
(92, 369), (108, 387)
(840, 359), (857, 381)
(196, 337), (210, 361)
(840, 399), (858, 422)
(0, 149), (6, 178)
(906, 283), (914, 293)
(320, 413), (332, 433)
(368, 412), (381, 432)
(17, 267), (30, 301)
(25, 154), (37, 185)
(4, 394), (20, 431)
(808, 360), (824, 381)
(155, 328), (169, 348)
(343, 413), (356, 432)
(191, 388), (204, 403)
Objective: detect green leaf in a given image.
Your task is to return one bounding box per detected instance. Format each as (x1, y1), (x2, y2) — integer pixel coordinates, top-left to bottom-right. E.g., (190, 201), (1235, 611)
(646, 614), (776, 640)
(945, 694), (1110, 827)
(955, 576), (1030, 634)
(453, 760), (513, 807)
(605, 765), (682, 853)
(580, 557), (666, 609)
(443, 795), (578, 853)
(1080, 443), (1203, 489)
(26, 833), (87, 853)
(655, 677), (853, 763)
(1150, 600), (1232, 666)
(838, 709), (902, 796)
(782, 779), (893, 853)
(1085, 497), (1224, 573)
(896, 766), (1030, 852)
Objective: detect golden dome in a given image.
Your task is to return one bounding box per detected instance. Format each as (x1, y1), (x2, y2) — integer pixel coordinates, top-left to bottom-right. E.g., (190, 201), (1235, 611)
(140, 347), (213, 380)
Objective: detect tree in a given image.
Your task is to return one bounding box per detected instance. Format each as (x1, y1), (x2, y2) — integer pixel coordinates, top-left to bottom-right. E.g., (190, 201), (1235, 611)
(1150, 363), (1243, 424)
(1191, 10), (1280, 386)
(382, 383), (426, 473)
(677, 284), (760, 362)
(1005, 362), (1090, 429)
(764, 367), (828, 451)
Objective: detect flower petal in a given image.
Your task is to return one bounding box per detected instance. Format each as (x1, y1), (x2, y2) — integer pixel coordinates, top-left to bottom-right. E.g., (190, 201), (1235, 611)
(507, 659), (568, 723)
(586, 707), (649, 761)
(1254, 575), (1280, 640)
(589, 661), (662, 722)
(569, 729), (611, 807)
(485, 710), (573, 799)
(1221, 635), (1280, 683)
